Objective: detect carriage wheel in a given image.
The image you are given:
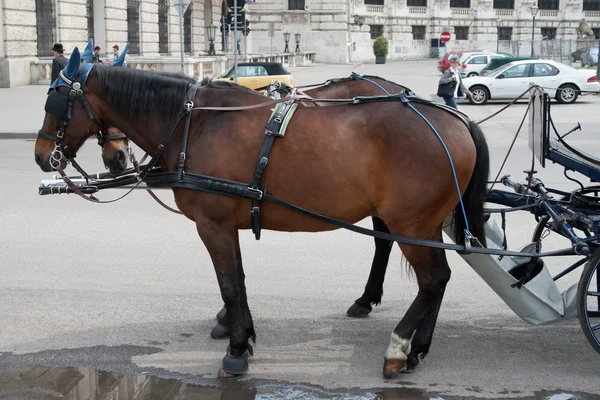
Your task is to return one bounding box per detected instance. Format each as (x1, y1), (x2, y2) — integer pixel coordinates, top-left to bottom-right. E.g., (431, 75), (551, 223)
(577, 249), (600, 355)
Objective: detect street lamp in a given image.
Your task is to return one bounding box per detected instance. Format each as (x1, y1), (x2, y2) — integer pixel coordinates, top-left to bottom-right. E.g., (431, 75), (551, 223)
(530, 5), (539, 57)
(294, 32), (302, 52)
(206, 23), (217, 55)
(283, 31), (290, 53)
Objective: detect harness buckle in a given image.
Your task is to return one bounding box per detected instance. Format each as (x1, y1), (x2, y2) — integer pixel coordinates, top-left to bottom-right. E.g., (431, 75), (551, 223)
(184, 100), (194, 111)
(251, 206), (260, 216)
(247, 187), (263, 200)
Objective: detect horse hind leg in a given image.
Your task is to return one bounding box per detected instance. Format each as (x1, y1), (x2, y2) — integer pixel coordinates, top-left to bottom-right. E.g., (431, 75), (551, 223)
(347, 216), (394, 318)
(383, 227), (450, 378)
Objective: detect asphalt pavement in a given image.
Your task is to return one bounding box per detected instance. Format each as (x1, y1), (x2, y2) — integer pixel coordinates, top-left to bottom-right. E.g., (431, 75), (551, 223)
(2, 60), (600, 399)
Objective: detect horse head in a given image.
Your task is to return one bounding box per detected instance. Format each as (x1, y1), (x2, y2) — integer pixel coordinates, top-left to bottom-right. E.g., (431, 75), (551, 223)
(35, 47), (106, 172)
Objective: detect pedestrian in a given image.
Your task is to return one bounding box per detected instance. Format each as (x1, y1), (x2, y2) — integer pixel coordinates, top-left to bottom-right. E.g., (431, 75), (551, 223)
(51, 43), (68, 83)
(437, 56), (472, 109)
(93, 46), (102, 63)
(112, 45), (120, 64)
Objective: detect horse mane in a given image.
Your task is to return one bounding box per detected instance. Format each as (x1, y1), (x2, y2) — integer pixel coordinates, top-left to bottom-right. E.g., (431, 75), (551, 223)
(199, 76), (259, 94)
(94, 64), (191, 122)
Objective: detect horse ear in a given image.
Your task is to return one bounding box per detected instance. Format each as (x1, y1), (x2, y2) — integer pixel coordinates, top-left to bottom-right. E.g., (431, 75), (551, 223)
(112, 43), (129, 67)
(64, 47), (81, 80)
(81, 38), (94, 63)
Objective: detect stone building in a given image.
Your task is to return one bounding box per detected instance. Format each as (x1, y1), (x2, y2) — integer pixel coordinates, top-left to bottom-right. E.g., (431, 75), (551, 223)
(0, 0), (599, 87)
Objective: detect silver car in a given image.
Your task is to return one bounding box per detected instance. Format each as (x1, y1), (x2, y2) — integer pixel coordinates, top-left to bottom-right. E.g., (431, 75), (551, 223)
(581, 47), (599, 68)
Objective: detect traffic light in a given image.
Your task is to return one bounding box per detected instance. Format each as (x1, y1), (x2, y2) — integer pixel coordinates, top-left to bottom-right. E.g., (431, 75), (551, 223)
(243, 19), (251, 36)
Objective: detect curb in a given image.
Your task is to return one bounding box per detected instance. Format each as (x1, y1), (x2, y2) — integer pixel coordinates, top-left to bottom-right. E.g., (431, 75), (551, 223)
(0, 132), (37, 139)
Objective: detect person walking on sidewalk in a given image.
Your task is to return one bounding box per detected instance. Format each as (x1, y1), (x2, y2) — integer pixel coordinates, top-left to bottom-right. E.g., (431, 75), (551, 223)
(51, 43), (68, 83)
(438, 56), (472, 109)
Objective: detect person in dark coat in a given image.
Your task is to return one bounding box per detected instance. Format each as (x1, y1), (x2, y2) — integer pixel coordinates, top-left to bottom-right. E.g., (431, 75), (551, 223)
(51, 43), (68, 83)
(438, 56), (472, 109)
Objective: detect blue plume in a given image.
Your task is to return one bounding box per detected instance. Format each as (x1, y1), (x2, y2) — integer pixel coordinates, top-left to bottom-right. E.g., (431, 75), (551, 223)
(63, 47), (81, 80)
(81, 38), (94, 63)
(112, 43), (130, 67)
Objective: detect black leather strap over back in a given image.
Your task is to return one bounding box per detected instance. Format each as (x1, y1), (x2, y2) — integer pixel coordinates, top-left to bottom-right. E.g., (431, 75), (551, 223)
(250, 100), (297, 240)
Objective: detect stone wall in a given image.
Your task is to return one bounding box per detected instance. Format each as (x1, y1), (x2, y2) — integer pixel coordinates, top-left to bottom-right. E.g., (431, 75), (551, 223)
(3, 0), (36, 56)
(105, 0), (127, 50)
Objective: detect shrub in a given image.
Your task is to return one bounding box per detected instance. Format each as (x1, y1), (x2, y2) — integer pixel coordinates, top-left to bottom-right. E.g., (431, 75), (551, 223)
(373, 36), (388, 57)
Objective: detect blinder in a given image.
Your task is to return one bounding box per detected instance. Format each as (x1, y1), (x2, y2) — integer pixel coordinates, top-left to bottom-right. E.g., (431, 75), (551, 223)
(44, 90), (70, 119)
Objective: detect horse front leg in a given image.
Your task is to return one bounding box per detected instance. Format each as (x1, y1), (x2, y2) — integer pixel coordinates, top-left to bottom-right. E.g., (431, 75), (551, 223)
(347, 217), (393, 318)
(210, 232), (254, 341)
(196, 220), (253, 377)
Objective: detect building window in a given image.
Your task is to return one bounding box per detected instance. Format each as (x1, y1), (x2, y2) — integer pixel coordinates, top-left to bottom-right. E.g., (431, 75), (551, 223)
(184, 4), (192, 53)
(408, 0), (427, 5)
(36, 0), (56, 57)
(370, 25), (384, 39)
(593, 28), (600, 38)
(412, 26), (426, 40)
(86, 0), (94, 40)
(127, 0), (140, 54)
(288, 0), (305, 10)
(493, 0), (514, 8)
(498, 27), (512, 40)
(158, 0), (169, 53)
(450, 0), (470, 7)
(365, 0), (384, 4)
(538, 0), (559, 9)
(541, 27), (557, 40)
(455, 26), (469, 40)
(583, 0), (600, 10)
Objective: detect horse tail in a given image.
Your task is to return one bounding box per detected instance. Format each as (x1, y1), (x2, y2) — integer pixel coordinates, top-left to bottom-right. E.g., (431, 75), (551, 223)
(454, 120), (490, 247)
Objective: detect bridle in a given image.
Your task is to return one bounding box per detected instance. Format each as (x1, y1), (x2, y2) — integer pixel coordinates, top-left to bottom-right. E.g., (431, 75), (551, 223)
(38, 63), (106, 171)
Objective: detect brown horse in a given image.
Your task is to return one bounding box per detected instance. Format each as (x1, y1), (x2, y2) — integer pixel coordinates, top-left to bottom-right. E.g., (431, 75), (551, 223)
(101, 74), (412, 174)
(35, 51), (489, 378)
(100, 74), (414, 326)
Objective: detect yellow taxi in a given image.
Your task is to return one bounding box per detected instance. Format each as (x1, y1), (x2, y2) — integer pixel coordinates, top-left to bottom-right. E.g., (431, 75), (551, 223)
(213, 62), (295, 90)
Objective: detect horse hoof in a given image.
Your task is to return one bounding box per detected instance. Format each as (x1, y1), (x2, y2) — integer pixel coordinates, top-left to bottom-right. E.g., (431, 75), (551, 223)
(383, 358), (406, 379)
(216, 306), (227, 321)
(405, 354), (419, 372)
(346, 302), (372, 318)
(210, 323), (231, 339)
(218, 368), (239, 379)
(220, 353), (249, 376)
(226, 344), (253, 358)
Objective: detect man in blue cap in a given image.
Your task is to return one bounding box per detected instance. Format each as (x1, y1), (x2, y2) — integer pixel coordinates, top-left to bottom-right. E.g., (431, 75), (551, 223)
(51, 43), (68, 83)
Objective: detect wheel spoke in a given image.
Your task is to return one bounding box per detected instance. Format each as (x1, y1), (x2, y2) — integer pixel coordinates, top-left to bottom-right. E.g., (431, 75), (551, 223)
(587, 291), (600, 297)
(593, 323), (600, 332)
(588, 311), (600, 318)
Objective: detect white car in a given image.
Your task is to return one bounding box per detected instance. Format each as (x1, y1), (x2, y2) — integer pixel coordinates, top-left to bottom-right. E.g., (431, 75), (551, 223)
(463, 59), (600, 105)
(459, 52), (507, 77)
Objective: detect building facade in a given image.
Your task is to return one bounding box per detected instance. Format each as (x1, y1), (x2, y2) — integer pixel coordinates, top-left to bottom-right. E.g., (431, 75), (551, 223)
(0, 0), (599, 87)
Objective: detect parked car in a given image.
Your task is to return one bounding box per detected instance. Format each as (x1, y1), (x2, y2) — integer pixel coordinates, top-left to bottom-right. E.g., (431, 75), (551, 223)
(438, 49), (483, 72)
(459, 52), (508, 77)
(480, 57), (538, 76)
(581, 47), (599, 68)
(213, 62), (294, 90)
(463, 59), (600, 105)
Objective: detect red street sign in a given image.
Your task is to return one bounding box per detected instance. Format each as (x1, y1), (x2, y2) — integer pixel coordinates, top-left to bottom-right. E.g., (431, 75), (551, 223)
(440, 31), (451, 42)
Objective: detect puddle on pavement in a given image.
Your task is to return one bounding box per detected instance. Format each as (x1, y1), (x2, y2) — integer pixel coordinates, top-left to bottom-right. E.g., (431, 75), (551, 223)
(0, 365), (597, 400)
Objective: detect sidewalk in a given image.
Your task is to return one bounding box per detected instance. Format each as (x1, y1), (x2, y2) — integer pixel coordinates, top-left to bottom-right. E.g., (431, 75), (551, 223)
(0, 85), (48, 138)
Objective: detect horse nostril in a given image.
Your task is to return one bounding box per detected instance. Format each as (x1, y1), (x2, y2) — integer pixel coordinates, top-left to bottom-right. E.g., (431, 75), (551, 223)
(35, 153), (42, 166)
(116, 151), (126, 163)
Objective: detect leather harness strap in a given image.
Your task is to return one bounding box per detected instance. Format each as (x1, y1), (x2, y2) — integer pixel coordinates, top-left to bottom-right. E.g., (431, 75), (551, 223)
(249, 100), (297, 239)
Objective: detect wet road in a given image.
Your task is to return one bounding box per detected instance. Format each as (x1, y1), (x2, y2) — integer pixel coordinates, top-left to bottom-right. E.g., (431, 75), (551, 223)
(1, 60), (600, 399)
